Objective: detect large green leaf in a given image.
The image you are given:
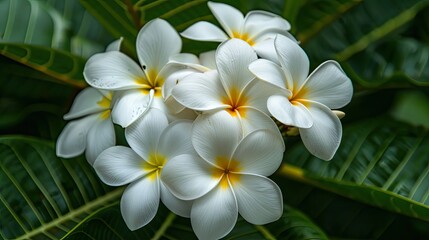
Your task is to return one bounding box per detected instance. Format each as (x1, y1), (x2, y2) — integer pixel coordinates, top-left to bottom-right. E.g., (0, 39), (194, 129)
(63, 203), (328, 240)
(279, 118), (429, 222)
(0, 136), (121, 239)
(0, 43), (86, 87)
(0, 0), (113, 58)
(300, 0), (429, 87)
(277, 177), (429, 239)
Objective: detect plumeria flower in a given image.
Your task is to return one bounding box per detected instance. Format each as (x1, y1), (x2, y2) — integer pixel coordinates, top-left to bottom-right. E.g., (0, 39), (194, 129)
(84, 18), (183, 127)
(162, 110), (285, 240)
(181, 1), (294, 61)
(56, 88), (115, 165)
(249, 34), (353, 160)
(93, 109), (194, 230)
(172, 39), (280, 135)
(56, 38), (123, 164)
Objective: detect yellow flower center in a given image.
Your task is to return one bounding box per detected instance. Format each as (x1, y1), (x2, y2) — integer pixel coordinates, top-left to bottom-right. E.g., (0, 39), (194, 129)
(212, 156), (241, 189)
(231, 31), (255, 46)
(289, 86), (311, 108)
(141, 152), (167, 181)
(221, 87), (248, 117)
(135, 68), (164, 97)
(97, 93), (112, 119)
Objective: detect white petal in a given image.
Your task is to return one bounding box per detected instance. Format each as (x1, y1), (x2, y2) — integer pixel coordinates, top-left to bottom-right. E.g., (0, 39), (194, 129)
(169, 53), (200, 64)
(252, 38), (279, 63)
(63, 88), (108, 120)
(56, 114), (98, 158)
(125, 109), (168, 160)
(161, 63), (201, 99)
(84, 51), (145, 90)
(232, 130), (284, 176)
(164, 95), (186, 114)
(121, 176), (160, 230)
(239, 107), (281, 136)
(191, 184), (238, 240)
(248, 59), (286, 90)
(242, 79), (282, 115)
(93, 146), (147, 186)
(243, 10), (290, 40)
(111, 90), (151, 128)
(157, 120), (194, 159)
(160, 182), (192, 218)
(303, 60), (353, 109)
(199, 50), (217, 69)
(161, 154), (219, 200)
(181, 21), (228, 42)
(172, 71), (228, 111)
(300, 101), (342, 160)
(137, 19), (181, 72)
(192, 110), (241, 165)
(216, 39), (257, 94)
(85, 116), (115, 165)
(208, 1), (244, 36)
(274, 34), (309, 92)
(106, 37), (123, 52)
(233, 173), (283, 224)
(267, 95), (313, 128)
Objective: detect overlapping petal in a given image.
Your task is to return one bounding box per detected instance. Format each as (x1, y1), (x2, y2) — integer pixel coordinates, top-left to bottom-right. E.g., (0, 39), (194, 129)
(181, 21), (228, 42)
(207, 1), (244, 36)
(243, 10), (290, 40)
(85, 116), (115, 165)
(111, 89), (152, 128)
(216, 39), (257, 94)
(299, 101), (342, 160)
(63, 88), (108, 120)
(93, 146), (147, 186)
(274, 34), (309, 92)
(233, 174), (283, 225)
(137, 18), (181, 72)
(125, 109), (168, 161)
(172, 71), (228, 111)
(56, 114), (98, 158)
(191, 184), (238, 240)
(303, 60), (353, 109)
(238, 107), (281, 135)
(160, 182), (192, 218)
(161, 154), (220, 200)
(232, 130), (284, 176)
(157, 120), (194, 159)
(248, 59), (287, 90)
(120, 176), (160, 230)
(199, 50), (217, 69)
(84, 51), (145, 90)
(267, 95), (313, 128)
(192, 110), (241, 164)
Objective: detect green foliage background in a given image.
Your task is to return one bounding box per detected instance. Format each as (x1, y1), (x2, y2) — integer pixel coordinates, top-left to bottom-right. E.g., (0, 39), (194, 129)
(1, 0), (429, 239)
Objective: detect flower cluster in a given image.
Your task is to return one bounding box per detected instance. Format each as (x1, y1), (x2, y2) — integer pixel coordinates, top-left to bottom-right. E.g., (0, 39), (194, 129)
(56, 2), (353, 239)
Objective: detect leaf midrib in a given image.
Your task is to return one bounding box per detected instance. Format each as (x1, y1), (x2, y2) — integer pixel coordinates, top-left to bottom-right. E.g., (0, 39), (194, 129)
(16, 187), (123, 240)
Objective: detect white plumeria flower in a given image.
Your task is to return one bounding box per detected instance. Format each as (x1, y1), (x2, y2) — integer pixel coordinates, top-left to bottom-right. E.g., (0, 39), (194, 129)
(93, 109), (194, 230)
(172, 39), (280, 135)
(56, 88), (115, 165)
(56, 38), (123, 164)
(84, 18), (183, 127)
(181, 1), (294, 61)
(162, 110), (285, 240)
(249, 34), (353, 160)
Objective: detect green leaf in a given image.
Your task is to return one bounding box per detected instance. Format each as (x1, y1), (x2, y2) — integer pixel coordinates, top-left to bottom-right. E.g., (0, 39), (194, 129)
(277, 177), (429, 238)
(0, 136), (121, 239)
(0, 43), (86, 87)
(63, 202), (328, 240)
(279, 117), (429, 222)
(0, 0), (113, 58)
(300, 0), (429, 87)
